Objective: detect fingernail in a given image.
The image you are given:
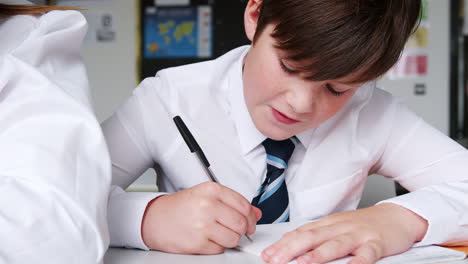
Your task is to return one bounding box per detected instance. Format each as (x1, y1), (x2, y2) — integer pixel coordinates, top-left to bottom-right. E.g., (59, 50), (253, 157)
(263, 248), (274, 256)
(271, 256), (282, 264)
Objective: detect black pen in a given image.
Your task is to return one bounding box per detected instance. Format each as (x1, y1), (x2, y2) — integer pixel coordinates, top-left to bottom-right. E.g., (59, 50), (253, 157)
(173, 115), (253, 242)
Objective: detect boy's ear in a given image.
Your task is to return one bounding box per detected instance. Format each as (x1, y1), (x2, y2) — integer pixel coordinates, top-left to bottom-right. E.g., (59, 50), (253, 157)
(244, 0), (261, 41)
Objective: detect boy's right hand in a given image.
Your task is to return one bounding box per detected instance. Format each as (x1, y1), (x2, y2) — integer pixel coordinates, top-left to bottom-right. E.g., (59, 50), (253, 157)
(141, 182), (262, 254)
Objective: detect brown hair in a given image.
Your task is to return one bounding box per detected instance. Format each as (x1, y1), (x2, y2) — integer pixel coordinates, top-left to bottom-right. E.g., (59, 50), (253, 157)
(0, 4), (78, 16)
(253, 0), (422, 83)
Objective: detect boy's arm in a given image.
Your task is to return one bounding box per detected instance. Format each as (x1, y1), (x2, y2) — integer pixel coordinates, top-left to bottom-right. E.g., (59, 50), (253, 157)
(372, 102), (468, 246)
(102, 79), (164, 249)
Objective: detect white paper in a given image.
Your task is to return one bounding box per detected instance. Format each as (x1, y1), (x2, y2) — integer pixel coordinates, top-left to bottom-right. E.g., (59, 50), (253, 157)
(238, 221), (466, 264)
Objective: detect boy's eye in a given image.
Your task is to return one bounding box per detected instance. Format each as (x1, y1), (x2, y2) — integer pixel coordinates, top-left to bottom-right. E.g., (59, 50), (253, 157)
(326, 83), (346, 96)
(280, 60), (298, 75)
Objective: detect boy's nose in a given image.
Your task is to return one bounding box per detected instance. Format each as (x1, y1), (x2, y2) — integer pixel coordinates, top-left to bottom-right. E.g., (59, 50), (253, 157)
(287, 85), (315, 114)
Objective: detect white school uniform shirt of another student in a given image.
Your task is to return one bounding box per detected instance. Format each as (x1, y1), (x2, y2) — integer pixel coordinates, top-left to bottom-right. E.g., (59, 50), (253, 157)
(103, 46), (468, 250)
(0, 5), (111, 264)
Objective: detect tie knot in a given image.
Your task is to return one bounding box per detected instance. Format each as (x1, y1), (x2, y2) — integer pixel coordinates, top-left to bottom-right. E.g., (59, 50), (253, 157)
(262, 138), (295, 167)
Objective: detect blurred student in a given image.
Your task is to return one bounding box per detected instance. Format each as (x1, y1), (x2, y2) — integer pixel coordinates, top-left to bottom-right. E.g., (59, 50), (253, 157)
(0, 1), (111, 263)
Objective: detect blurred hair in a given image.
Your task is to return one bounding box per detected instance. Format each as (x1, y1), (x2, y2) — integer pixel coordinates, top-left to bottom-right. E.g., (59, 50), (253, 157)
(0, 3), (79, 16)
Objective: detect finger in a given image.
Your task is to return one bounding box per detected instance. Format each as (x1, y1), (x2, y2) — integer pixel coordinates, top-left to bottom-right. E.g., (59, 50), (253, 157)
(214, 184), (258, 234)
(263, 222), (351, 261)
(262, 228), (317, 263)
(348, 241), (383, 264)
(197, 240), (226, 255)
(253, 206), (262, 220)
(208, 222), (242, 249)
(214, 200), (249, 236)
(298, 233), (358, 264)
(210, 183), (252, 216)
(245, 205), (260, 235)
(246, 206), (262, 235)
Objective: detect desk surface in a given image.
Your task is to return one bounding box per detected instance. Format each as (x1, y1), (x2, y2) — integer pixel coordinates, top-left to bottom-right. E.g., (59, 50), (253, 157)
(104, 248), (468, 264)
(104, 248), (264, 264)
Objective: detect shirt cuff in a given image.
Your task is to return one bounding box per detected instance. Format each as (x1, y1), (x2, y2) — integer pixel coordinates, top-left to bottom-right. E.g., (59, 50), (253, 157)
(377, 189), (459, 247)
(108, 187), (167, 250)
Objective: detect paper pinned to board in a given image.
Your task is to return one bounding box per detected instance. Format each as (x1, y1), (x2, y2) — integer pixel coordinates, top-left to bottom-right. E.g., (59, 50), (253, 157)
(237, 221), (467, 264)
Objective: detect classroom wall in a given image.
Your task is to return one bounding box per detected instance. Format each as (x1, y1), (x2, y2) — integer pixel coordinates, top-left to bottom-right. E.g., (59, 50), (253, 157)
(80, 0), (138, 122)
(80, 1), (452, 203)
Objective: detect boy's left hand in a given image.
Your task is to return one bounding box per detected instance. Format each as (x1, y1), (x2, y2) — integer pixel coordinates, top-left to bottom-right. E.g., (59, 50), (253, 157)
(261, 203), (428, 264)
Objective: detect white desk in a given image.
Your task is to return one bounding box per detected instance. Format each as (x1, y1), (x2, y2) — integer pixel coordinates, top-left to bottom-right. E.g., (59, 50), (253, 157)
(104, 248), (468, 264)
(104, 248), (264, 264)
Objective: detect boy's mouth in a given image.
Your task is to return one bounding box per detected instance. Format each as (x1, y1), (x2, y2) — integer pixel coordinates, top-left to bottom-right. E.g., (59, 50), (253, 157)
(271, 108), (299, 125)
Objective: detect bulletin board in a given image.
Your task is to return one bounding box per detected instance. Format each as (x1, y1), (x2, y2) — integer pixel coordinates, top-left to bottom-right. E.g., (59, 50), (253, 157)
(387, 0), (429, 80)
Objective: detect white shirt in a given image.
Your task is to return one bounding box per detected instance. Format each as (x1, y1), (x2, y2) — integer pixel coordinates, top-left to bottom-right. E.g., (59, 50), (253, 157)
(103, 46), (468, 250)
(0, 9), (111, 263)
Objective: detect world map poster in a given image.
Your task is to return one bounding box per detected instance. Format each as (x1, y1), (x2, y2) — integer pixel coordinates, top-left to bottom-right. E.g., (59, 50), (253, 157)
(144, 6), (212, 58)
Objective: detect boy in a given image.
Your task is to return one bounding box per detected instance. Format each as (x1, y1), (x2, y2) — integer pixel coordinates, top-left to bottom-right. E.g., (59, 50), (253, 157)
(103, 1), (468, 264)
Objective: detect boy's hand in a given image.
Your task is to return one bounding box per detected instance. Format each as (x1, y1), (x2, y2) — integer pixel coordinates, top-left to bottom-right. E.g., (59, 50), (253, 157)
(141, 182), (261, 254)
(261, 203), (428, 264)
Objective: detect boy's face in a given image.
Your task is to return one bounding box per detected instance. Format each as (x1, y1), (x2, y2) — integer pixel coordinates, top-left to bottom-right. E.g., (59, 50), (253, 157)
(243, 23), (362, 140)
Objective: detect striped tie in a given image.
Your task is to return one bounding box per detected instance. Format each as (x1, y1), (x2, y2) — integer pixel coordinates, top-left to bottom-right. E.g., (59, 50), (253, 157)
(252, 138), (295, 224)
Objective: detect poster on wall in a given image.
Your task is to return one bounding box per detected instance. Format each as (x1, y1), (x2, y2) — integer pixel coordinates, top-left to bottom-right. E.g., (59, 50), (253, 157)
(387, 0), (429, 80)
(56, 0), (116, 44)
(143, 5), (213, 58)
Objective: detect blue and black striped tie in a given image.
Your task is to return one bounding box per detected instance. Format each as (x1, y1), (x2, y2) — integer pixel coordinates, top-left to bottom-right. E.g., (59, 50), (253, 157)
(252, 138), (295, 224)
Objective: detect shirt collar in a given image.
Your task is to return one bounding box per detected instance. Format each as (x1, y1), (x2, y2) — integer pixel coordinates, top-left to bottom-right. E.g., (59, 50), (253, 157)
(295, 129), (315, 149)
(227, 46), (266, 155)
